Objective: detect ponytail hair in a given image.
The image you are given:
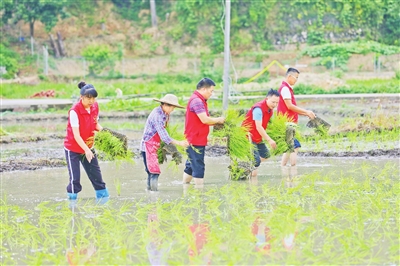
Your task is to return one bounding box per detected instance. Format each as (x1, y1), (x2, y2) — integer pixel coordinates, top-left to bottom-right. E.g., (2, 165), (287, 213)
(78, 81), (98, 98)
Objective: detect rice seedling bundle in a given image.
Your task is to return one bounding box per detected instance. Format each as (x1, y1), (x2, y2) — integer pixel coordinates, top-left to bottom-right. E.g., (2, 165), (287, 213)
(157, 125), (186, 165)
(95, 129), (134, 162)
(212, 109), (254, 180)
(266, 113), (301, 156)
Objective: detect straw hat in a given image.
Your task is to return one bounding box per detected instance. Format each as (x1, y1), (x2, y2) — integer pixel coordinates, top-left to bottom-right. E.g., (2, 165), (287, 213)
(153, 94), (184, 108)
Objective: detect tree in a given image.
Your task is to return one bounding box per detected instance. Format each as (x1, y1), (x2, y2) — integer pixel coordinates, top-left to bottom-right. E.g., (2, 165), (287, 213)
(82, 44), (117, 76)
(1, 0), (68, 37)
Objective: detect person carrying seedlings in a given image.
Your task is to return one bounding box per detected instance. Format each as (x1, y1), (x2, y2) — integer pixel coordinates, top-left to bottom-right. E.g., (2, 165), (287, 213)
(140, 94), (189, 191)
(242, 89), (279, 177)
(183, 78), (225, 186)
(64, 81), (109, 202)
(277, 67), (316, 166)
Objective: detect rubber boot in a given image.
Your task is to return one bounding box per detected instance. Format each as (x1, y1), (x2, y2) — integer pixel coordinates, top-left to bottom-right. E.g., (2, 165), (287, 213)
(67, 193), (78, 200)
(147, 174), (151, 190)
(150, 174), (159, 191)
(95, 188), (109, 204)
(67, 193), (78, 208)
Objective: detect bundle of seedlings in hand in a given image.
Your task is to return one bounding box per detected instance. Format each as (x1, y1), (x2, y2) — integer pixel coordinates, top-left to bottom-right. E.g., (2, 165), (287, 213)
(157, 124), (185, 165)
(212, 109), (254, 180)
(266, 113), (301, 156)
(95, 128), (134, 162)
(306, 116), (331, 137)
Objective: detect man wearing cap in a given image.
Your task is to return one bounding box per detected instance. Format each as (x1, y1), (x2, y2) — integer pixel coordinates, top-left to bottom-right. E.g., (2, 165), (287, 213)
(183, 78), (225, 186)
(140, 94), (189, 191)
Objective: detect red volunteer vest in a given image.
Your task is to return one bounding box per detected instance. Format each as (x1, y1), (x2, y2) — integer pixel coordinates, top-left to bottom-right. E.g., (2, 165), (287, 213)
(185, 91), (210, 146)
(242, 99), (273, 143)
(64, 101), (99, 153)
(277, 81), (298, 123)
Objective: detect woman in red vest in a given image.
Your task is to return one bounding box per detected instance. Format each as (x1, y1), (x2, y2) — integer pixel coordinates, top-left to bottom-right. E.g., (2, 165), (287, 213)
(277, 68), (315, 166)
(64, 81), (109, 202)
(242, 89), (279, 177)
(183, 78), (225, 186)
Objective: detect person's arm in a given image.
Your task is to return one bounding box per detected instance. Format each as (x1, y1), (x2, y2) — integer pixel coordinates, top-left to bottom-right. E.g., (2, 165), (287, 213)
(253, 108), (276, 149)
(72, 127), (95, 162)
(283, 99), (315, 119)
(197, 112), (225, 125)
(96, 122), (103, 131)
(171, 139), (189, 148)
(69, 110), (95, 162)
(254, 120), (276, 149)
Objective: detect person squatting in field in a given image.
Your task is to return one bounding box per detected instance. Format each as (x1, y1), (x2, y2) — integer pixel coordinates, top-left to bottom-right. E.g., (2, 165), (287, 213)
(277, 67), (316, 166)
(64, 81), (109, 202)
(183, 78), (225, 187)
(140, 94), (189, 191)
(242, 89), (280, 177)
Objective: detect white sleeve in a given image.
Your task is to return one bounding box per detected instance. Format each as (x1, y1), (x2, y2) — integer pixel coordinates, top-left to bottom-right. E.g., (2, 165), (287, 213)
(70, 110), (79, 127)
(281, 87), (292, 100)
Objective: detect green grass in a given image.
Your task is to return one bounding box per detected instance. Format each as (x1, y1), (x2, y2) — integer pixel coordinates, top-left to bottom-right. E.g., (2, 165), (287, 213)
(2, 77), (398, 104)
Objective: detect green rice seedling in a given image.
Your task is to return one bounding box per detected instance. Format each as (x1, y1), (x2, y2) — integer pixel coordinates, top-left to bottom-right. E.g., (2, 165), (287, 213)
(212, 109), (254, 180)
(114, 177), (122, 196)
(95, 130), (134, 162)
(157, 124), (186, 167)
(2, 161), (399, 265)
(266, 113), (301, 156)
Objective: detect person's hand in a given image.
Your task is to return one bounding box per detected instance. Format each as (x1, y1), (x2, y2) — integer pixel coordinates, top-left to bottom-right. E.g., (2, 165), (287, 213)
(85, 149), (94, 163)
(306, 110), (316, 120)
(216, 117), (225, 124)
(179, 140), (189, 148)
(268, 139), (277, 149)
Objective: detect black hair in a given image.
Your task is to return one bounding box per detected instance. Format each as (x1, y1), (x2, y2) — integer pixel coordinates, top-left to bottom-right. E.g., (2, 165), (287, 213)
(78, 81), (98, 98)
(266, 88), (280, 97)
(196, 78), (216, 90)
(286, 67), (300, 76)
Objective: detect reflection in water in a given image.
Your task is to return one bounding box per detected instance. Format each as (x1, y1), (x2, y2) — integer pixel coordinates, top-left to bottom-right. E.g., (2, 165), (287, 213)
(146, 211), (171, 265)
(281, 165), (299, 188)
(65, 205), (97, 266)
(251, 216), (300, 255)
(251, 217), (272, 254)
(188, 223), (212, 265)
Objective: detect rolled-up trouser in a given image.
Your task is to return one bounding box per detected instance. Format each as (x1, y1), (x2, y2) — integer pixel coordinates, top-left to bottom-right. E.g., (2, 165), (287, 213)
(184, 145), (206, 178)
(65, 148), (106, 194)
(253, 142), (270, 168)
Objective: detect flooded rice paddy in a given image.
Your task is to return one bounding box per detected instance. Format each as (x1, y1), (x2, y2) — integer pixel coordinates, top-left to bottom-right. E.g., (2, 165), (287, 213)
(1, 96), (399, 265)
(2, 157), (399, 265)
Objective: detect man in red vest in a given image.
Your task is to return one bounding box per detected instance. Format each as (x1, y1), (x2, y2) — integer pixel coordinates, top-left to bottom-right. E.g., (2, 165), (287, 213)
(277, 68), (315, 166)
(183, 78), (225, 186)
(242, 89), (279, 177)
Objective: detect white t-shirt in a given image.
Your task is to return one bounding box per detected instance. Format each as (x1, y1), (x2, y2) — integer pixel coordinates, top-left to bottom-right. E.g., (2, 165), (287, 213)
(70, 109), (91, 127)
(281, 86), (292, 100)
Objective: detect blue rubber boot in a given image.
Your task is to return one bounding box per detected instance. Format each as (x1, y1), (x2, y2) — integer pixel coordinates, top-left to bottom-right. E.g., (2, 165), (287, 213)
(95, 188), (109, 204)
(67, 193), (78, 200)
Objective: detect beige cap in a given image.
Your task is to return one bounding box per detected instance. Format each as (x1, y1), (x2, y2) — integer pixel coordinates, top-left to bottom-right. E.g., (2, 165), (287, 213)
(153, 94), (184, 108)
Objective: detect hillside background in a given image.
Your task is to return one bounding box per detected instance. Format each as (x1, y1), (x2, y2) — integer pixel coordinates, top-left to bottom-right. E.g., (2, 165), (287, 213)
(1, 0), (399, 87)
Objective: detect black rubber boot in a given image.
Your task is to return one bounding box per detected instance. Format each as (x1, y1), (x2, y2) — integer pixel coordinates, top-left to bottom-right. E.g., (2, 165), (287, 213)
(150, 174), (159, 191)
(147, 174), (151, 190)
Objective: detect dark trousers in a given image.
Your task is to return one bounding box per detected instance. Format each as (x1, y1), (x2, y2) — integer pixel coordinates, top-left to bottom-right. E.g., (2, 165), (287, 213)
(184, 145), (206, 178)
(65, 148), (106, 194)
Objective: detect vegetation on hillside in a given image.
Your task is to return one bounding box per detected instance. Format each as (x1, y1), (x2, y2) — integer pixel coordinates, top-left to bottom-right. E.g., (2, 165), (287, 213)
(0, 0), (398, 79)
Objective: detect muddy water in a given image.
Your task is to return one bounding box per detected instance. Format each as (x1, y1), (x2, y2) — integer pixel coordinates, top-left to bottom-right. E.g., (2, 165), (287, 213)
(2, 157), (397, 207)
